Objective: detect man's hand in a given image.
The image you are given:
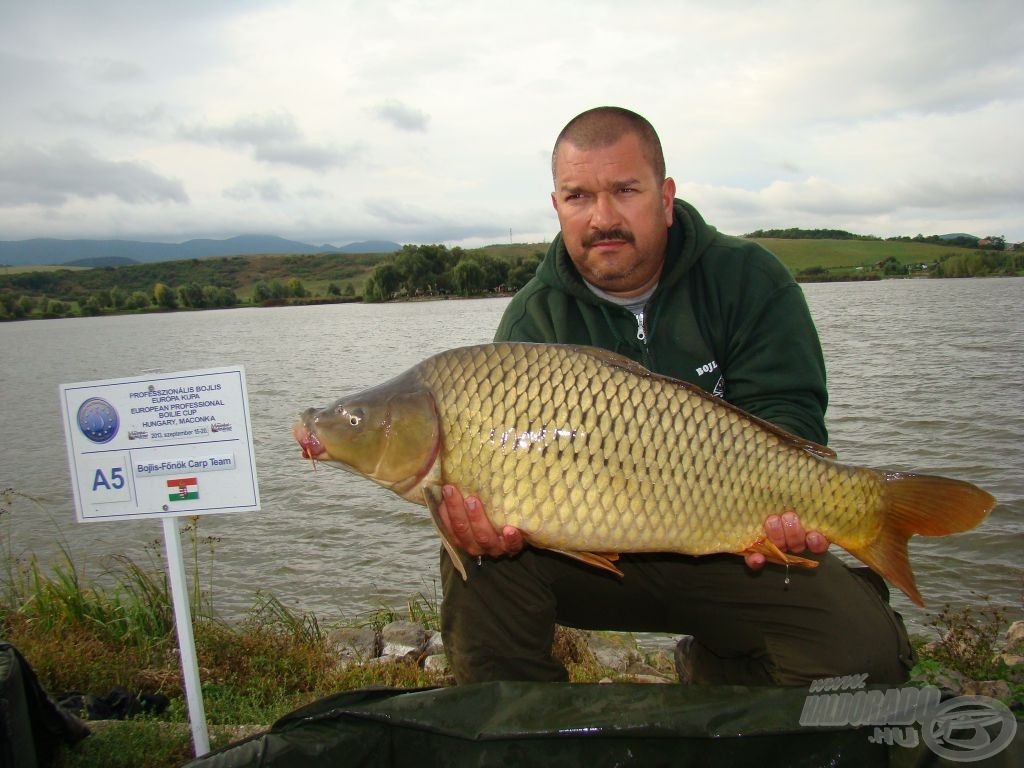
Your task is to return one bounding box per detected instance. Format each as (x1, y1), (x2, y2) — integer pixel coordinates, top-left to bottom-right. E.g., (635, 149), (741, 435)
(436, 485), (524, 558)
(744, 511), (830, 569)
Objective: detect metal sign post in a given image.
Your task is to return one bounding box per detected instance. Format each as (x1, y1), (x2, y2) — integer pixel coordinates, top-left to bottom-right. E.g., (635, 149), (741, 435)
(163, 515), (210, 755)
(60, 367), (260, 757)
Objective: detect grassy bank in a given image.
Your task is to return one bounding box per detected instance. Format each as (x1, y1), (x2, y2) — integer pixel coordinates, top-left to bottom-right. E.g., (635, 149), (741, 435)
(2, 550), (450, 767)
(2, 489), (1021, 766)
(1, 491), (617, 766)
(0, 491), (444, 765)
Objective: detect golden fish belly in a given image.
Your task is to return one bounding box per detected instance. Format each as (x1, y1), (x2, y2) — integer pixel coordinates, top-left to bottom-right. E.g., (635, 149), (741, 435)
(415, 343), (886, 555)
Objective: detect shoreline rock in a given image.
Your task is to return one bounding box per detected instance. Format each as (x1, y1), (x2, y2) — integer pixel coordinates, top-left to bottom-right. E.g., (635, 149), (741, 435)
(329, 619), (1022, 700)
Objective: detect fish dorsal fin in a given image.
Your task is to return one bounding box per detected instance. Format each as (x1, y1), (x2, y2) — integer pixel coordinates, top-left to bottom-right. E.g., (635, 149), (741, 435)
(566, 344), (652, 376)
(735, 409), (836, 460)
(566, 343), (837, 461)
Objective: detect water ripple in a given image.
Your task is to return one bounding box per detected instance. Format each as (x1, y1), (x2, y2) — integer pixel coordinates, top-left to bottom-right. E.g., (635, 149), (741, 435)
(2, 282), (1022, 635)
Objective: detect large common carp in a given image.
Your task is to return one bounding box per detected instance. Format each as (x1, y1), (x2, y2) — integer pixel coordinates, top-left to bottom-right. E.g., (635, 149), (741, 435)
(292, 342), (995, 606)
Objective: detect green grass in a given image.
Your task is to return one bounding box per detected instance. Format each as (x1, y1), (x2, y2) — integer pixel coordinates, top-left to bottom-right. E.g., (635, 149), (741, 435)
(3, 573), (450, 766)
(748, 238), (965, 272)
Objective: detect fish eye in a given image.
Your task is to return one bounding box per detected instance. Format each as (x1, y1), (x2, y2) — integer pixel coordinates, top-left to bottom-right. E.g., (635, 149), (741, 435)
(334, 404), (363, 426)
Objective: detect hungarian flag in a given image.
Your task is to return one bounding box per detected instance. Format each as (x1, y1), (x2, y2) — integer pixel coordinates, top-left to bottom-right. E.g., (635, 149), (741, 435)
(167, 477), (199, 501)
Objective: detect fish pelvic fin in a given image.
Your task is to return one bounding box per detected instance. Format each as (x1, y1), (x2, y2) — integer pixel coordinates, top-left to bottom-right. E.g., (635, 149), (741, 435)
(740, 538), (820, 569)
(423, 485), (468, 581)
(847, 473), (996, 608)
(546, 548), (624, 577)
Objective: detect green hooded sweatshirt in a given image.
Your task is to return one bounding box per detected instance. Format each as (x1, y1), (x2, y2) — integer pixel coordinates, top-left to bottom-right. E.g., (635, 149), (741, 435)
(494, 198), (828, 444)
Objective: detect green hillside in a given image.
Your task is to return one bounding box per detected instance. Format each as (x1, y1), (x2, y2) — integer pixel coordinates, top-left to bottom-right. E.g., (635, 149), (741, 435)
(1, 238), (1019, 321)
(748, 238), (961, 274)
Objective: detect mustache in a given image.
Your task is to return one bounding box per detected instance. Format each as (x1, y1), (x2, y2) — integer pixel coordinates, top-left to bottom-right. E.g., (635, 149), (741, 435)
(582, 228), (635, 248)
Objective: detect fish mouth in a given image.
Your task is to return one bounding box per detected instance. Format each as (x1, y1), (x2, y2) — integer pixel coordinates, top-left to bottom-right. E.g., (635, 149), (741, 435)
(292, 420), (326, 460)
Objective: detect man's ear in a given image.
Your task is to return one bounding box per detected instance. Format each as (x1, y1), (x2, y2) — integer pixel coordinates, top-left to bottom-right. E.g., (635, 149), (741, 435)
(662, 177), (676, 226)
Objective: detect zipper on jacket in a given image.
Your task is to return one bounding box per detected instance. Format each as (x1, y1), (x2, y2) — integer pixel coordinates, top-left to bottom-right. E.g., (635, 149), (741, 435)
(597, 301), (652, 366)
(635, 310), (647, 343)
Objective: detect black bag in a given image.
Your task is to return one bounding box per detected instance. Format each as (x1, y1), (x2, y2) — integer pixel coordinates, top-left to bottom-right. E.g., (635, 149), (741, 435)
(0, 641), (89, 768)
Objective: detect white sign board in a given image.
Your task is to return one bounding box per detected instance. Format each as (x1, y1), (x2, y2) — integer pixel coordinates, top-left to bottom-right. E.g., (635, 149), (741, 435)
(60, 367), (260, 522)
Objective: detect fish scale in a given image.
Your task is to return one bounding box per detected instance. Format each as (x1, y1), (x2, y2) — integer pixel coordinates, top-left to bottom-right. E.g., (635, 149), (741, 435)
(294, 342), (996, 606)
(419, 343), (846, 553)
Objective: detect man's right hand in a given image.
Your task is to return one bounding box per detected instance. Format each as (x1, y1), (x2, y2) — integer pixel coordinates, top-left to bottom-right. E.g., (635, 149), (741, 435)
(436, 485), (524, 559)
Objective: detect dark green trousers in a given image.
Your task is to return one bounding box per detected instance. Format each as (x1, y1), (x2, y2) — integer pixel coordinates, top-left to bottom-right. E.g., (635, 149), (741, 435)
(440, 548), (915, 686)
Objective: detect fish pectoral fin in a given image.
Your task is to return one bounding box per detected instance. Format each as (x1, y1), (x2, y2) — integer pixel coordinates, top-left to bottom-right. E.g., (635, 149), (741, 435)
(547, 548), (624, 577)
(741, 538), (819, 569)
(423, 485), (468, 581)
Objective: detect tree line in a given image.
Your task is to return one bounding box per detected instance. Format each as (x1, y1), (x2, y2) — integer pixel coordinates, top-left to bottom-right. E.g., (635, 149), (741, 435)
(750, 227), (1016, 251)
(361, 244), (542, 302)
(745, 227), (881, 241)
(930, 250), (1024, 277)
(5, 236), (1016, 321)
(0, 281), (240, 319)
(887, 233), (1016, 250)
(0, 243), (546, 320)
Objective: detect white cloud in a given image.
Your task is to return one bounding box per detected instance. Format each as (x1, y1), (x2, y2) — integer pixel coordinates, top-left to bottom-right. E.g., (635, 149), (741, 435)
(373, 99), (430, 132)
(0, 142), (188, 207)
(223, 178), (287, 202)
(178, 112), (363, 171)
(0, 0), (1020, 244)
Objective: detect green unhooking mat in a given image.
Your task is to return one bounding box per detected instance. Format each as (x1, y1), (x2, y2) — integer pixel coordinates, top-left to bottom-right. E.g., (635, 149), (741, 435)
(183, 682), (1021, 767)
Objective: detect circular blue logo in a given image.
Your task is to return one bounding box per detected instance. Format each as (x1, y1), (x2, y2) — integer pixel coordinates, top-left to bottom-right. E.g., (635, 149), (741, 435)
(77, 397), (120, 444)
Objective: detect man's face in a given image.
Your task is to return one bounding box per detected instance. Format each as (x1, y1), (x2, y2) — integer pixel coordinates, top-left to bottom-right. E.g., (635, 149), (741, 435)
(551, 133), (675, 298)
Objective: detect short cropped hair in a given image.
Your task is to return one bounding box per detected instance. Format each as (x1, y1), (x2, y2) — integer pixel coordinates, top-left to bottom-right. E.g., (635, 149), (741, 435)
(551, 106), (666, 183)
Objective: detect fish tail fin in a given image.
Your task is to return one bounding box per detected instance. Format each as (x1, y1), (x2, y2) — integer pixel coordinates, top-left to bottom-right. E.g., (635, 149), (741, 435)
(848, 473), (996, 607)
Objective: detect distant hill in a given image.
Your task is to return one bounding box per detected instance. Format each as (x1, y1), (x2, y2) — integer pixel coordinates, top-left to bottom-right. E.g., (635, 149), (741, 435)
(63, 256), (139, 268)
(337, 240), (403, 254)
(0, 235), (402, 266)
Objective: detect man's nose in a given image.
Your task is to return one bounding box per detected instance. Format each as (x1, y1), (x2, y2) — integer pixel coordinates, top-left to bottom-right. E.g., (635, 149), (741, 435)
(590, 193), (620, 229)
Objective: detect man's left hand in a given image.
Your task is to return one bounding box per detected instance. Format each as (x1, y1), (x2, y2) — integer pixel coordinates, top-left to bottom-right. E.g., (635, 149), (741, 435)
(744, 511), (829, 569)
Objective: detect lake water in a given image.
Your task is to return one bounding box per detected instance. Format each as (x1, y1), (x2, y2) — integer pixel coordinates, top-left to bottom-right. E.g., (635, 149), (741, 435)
(1, 278), (1021, 639)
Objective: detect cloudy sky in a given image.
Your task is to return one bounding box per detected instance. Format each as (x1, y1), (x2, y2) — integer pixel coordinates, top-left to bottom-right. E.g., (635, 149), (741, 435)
(1, 0), (1021, 247)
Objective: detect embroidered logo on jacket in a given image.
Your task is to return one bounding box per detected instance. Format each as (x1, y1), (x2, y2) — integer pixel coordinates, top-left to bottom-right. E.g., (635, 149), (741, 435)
(695, 360), (726, 398)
